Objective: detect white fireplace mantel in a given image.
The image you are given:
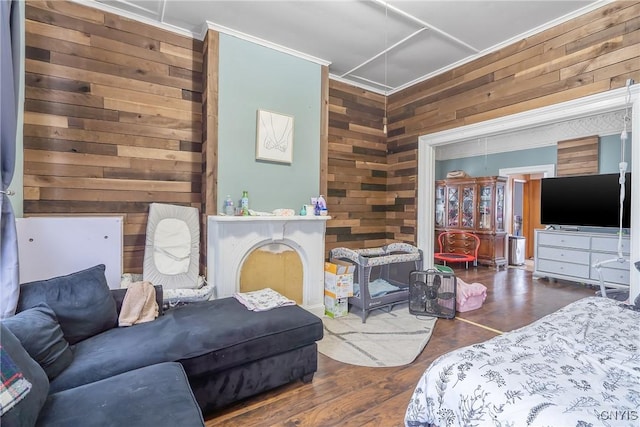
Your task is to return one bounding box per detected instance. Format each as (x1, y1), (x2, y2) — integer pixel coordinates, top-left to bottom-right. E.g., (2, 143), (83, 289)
(207, 216), (330, 310)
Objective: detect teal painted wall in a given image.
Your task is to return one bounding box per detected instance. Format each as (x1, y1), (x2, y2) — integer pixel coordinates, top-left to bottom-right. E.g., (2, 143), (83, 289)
(435, 146), (556, 179)
(435, 133), (633, 179)
(599, 133), (633, 174)
(218, 35), (321, 213)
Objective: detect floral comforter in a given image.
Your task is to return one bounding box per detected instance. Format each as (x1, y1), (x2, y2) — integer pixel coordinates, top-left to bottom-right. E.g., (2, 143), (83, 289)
(405, 297), (640, 427)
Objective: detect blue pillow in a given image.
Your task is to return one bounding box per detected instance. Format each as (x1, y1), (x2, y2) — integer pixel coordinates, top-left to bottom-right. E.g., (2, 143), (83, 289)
(4, 303), (73, 380)
(17, 265), (117, 344)
(0, 324), (49, 427)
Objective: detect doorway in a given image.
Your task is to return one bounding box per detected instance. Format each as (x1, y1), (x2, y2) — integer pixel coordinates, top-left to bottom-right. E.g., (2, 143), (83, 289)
(498, 165), (555, 261)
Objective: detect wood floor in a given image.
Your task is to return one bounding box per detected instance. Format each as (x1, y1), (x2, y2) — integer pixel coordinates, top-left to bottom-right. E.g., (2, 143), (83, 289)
(205, 264), (596, 427)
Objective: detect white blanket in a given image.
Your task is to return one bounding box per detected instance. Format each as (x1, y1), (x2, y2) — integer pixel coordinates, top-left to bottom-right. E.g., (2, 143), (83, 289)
(405, 297), (640, 427)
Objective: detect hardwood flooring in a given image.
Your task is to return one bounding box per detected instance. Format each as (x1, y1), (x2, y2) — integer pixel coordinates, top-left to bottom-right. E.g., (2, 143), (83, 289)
(205, 265), (596, 427)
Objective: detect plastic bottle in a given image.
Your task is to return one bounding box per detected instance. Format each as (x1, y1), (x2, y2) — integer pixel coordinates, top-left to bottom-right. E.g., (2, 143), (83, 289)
(318, 195), (328, 216)
(241, 190), (249, 216)
(224, 195), (234, 216)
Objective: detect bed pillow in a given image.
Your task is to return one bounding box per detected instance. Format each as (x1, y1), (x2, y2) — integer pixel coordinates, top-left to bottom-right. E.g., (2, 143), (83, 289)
(17, 265), (118, 344)
(0, 324), (50, 427)
(3, 303), (73, 380)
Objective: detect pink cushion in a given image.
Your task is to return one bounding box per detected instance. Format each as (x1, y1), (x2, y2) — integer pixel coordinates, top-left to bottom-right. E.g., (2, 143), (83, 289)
(456, 278), (487, 312)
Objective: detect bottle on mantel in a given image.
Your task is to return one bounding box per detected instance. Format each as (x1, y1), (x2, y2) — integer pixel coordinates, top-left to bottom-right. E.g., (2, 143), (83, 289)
(241, 190), (249, 216)
(224, 195), (234, 216)
(318, 195), (328, 216)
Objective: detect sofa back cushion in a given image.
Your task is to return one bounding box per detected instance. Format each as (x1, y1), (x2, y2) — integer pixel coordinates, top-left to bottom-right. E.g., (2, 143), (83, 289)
(3, 303), (73, 379)
(17, 265), (118, 344)
(0, 324), (50, 427)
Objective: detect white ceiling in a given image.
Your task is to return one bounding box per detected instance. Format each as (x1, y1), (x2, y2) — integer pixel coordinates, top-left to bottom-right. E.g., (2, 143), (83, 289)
(90, 0), (606, 94)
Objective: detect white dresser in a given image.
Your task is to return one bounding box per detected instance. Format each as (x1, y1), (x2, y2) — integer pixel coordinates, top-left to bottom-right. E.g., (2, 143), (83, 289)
(534, 229), (630, 289)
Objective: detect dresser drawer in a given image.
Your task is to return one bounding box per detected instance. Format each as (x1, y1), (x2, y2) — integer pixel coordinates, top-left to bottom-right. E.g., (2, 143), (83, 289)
(590, 255), (629, 271)
(537, 259), (590, 278)
(538, 232), (590, 249)
(590, 266), (630, 285)
(537, 246), (590, 265)
(591, 236), (630, 254)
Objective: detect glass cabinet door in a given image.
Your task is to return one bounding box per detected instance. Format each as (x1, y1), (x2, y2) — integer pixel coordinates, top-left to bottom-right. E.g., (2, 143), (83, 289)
(447, 186), (459, 227)
(495, 182), (505, 232)
(461, 185), (475, 228)
(435, 184), (446, 228)
(478, 184), (492, 230)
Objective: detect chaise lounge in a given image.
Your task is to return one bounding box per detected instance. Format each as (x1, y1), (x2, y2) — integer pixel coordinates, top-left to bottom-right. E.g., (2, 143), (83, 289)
(0, 264), (323, 425)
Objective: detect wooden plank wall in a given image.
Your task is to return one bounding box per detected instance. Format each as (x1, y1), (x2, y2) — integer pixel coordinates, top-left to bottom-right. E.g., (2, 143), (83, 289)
(326, 80), (392, 254)
(23, 1), (204, 273)
(200, 30), (219, 272)
(20, 1), (640, 265)
(386, 1), (640, 245)
(556, 136), (599, 176)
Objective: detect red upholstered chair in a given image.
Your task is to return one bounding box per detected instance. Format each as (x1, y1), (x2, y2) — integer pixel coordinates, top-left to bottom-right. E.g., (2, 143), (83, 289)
(434, 231), (480, 269)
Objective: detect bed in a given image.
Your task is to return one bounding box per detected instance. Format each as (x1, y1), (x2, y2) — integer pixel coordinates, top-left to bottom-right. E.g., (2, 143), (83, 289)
(405, 297), (640, 427)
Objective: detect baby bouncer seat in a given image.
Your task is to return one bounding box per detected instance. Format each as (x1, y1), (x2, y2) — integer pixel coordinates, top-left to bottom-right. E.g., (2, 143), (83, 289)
(329, 243), (423, 323)
(123, 203), (215, 306)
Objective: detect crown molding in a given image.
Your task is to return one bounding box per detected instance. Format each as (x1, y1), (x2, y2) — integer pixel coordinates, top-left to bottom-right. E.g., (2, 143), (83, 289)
(204, 22), (331, 67)
(71, 0), (198, 39)
(329, 74), (386, 95)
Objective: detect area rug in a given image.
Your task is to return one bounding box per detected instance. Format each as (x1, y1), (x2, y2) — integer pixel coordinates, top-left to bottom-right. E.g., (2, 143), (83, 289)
(317, 304), (437, 367)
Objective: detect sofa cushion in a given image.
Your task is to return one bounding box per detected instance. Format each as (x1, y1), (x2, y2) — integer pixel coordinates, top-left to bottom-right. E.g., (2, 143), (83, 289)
(37, 362), (204, 427)
(0, 324), (49, 427)
(17, 265), (117, 344)
(3, 303), (73, 379)
(50, 297), (323, 392)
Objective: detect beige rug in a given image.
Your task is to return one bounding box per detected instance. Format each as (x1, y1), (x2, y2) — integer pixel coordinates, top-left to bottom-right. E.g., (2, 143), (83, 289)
(317, 303), (437, 367)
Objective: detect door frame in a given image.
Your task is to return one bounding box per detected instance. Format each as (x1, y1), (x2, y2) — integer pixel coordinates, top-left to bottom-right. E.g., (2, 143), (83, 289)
(498, 165), (555, 260)
(417, 85), (640, 300)
(498, 164), (555, 237)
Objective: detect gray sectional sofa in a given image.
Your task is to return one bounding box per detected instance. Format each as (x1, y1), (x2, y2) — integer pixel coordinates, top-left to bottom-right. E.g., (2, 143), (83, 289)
(0, 264), (323, 426)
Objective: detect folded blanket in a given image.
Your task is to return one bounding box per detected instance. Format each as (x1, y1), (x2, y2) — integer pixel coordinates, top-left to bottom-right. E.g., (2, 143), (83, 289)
(0, 346), (32, 416)
(456, 277), (487, 309)
(118, 281), (159, 326)
(233, 288), (296, 312)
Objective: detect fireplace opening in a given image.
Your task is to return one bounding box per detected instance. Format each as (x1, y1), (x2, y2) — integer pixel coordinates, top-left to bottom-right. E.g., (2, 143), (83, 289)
(239, 243), (303, 304)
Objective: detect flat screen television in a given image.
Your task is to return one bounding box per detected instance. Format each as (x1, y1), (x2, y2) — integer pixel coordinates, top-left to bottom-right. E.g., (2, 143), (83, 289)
(540, 172), (631, 228)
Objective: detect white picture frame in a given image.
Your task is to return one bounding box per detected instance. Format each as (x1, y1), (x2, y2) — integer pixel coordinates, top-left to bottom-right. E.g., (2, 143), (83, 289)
(256, 109), (294, 164)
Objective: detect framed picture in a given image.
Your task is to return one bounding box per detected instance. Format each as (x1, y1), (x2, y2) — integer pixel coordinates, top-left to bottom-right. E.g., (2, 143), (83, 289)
(256, 109), (294, 164)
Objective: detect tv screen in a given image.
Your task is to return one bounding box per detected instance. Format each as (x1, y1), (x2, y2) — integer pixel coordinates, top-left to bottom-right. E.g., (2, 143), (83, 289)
(540, 173), (631, 228)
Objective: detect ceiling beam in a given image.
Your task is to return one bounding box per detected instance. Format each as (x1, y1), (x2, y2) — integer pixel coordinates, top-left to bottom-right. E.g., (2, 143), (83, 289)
(371, 0), (480, 53)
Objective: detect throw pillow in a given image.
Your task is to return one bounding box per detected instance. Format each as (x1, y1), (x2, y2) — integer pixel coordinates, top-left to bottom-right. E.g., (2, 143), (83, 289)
(17, 264), (118, 345)
(0, 324), (49, 427)
(3, 303), (73, 380)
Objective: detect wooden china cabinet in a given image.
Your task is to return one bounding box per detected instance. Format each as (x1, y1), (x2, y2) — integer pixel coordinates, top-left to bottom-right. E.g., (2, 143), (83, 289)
(435, 176), (507, 269)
